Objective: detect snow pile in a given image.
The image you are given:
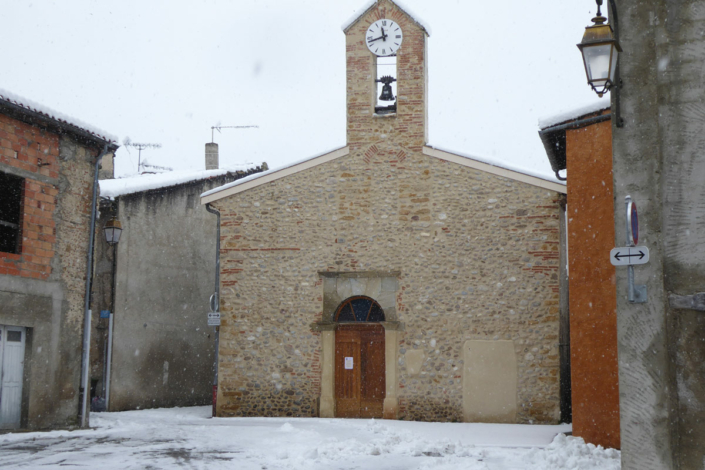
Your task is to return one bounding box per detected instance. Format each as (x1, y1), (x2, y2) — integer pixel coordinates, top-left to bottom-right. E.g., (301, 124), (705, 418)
(341, 0), (432, 35)
(0, 88), (118, 143)
(538, 100), (610, 129)
(0, 406), (619, 470)
(100, 168), (233, 198)
(525, 434), (621, 470)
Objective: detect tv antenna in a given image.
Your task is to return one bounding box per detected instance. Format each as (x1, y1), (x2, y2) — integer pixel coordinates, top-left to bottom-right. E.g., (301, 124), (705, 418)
(211, 125), (258, 143)
(123, 138), (162, 173)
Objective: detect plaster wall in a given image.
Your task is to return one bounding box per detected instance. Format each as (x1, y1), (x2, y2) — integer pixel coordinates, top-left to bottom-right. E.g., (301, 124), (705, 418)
(652, 3), (705, 468)
(565, 119), (620, 449)
(107, 179), (231, 411)
(611, 1), (705, 468)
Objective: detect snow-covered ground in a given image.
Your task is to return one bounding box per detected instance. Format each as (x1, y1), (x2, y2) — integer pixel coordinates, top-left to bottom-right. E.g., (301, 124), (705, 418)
(0, 406), (620, 469)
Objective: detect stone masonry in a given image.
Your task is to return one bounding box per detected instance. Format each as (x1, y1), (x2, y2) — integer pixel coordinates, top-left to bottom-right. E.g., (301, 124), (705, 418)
(208, 0), (562, 423)
(0, 104), (115, 429)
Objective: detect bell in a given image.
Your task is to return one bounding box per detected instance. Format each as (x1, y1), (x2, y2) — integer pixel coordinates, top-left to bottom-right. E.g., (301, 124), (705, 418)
(379, 82), (395, 101)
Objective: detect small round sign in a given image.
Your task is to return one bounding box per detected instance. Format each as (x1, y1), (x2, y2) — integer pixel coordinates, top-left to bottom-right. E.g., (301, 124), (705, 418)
(627, 200), (638, 246)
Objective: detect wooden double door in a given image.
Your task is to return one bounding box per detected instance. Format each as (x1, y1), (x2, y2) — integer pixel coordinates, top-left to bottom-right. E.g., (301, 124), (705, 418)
(335, 324), (385, 418)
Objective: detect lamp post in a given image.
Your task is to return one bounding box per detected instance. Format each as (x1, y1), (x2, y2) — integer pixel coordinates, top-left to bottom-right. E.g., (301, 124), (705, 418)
(102, 215), (122, 410)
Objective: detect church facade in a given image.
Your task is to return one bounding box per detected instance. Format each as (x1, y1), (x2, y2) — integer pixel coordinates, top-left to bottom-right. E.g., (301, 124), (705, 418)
(201, 0), (566, 423)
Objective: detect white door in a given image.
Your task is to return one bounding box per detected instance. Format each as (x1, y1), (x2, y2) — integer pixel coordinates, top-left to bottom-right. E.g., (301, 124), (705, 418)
(0, 325), (26, 429)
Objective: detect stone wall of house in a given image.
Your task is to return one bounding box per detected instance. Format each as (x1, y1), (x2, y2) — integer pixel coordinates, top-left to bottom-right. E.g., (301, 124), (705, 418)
(0, 108), (102, 428)
(212, 148), (562, 423)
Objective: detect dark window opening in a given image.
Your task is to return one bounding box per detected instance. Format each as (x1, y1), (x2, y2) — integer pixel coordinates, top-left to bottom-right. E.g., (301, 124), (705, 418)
(335, 296), (385, 323)
(0, 172), (23, 254)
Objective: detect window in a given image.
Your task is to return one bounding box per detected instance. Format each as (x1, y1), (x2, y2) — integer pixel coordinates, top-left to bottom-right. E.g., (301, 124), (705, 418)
(375, 55), (397, 115)
(335, 296), (385, 322)
(0, 172), (23, 254)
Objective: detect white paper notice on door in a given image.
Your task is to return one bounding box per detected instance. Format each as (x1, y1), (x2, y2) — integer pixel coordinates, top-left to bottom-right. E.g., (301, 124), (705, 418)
(345, 357), (353, 369)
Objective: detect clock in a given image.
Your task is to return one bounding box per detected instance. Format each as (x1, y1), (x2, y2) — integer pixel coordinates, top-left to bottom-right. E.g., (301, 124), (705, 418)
(365, 19), (403, 56)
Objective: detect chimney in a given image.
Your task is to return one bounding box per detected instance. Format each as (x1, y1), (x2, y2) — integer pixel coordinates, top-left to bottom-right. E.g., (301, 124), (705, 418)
(205, 143), (219, 170)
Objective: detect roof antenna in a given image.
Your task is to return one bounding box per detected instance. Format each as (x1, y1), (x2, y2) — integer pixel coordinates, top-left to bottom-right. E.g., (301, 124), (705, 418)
(211, 125), (258, 143)
(123, 138), (162, 173)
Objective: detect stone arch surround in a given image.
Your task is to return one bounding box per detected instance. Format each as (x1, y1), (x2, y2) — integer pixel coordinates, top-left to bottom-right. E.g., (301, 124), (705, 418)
(314, 271), (402, 419)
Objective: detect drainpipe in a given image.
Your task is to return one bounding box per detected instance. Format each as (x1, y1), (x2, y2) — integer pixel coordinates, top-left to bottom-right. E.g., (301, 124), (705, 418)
(205, 203), (220, 417)
(79, 143), (109, 428)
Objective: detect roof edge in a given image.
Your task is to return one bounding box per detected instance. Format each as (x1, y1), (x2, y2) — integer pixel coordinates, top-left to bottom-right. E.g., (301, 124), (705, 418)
(201, 146), (350, 204)
(423, 146), (566, 194)
(0, 99), (118, 152)
(342, 0), (431, 36)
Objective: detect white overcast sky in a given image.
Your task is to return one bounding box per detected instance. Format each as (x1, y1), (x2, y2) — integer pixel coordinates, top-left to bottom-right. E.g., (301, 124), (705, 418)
(0, 0), (605, 179)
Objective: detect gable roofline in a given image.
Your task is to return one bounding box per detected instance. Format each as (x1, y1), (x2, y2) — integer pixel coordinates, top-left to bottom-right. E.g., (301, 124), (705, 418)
(0, 89), (118, 151)
(342, 0), (431, 36)
(200, 146), (350, 204)
(200, 142), (565, 205)
(423, 146), (566, 194)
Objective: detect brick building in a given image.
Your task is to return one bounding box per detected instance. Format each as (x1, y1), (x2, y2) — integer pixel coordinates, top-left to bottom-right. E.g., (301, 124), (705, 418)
(0, 90), (117, 429)
(201, 0), (567, 423)
(539, 103), (620, 448)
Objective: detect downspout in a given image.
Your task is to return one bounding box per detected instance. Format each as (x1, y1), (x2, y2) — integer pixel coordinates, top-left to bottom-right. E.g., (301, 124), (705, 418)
(205, 203), (220, 417)
(80, 143), (109, 428)
(538, 113), (612, 182)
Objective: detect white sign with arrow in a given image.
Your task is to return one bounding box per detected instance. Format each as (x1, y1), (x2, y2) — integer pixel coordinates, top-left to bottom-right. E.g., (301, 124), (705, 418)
(610, 246), (650, 266)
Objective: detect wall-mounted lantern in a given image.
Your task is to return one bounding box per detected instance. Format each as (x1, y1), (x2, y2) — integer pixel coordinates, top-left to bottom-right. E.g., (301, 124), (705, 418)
(103, 217), (122, 245)
(577, 0), (621, 98)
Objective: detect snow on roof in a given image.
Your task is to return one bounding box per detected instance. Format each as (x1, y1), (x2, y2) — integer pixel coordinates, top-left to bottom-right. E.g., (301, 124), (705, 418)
(201, 146), (347, 200)
(426, 144), (565, 186)
(0, 88), (118, 143)
(342, 0), (432, 36)
(100, 168), (235, 198)
(538, 100), (610, 130)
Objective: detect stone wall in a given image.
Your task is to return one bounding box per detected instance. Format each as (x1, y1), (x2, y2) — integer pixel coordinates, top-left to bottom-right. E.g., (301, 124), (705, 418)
(210, 0), (561, 424)
(212, 148), (562, 423)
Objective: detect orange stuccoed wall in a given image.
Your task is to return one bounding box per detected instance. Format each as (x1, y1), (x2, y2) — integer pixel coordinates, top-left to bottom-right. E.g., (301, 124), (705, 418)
(565, 118), (620, 449)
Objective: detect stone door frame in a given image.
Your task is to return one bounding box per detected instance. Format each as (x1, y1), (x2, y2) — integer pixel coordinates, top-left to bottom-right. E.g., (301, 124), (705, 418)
(313, 271), (402, 419)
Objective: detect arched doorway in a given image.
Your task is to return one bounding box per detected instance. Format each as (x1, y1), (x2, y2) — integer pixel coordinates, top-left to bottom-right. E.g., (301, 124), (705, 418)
(334, 296), (385, 418)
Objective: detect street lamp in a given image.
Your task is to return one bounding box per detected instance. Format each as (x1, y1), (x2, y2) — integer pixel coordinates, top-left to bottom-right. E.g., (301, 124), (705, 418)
(103, 217), (122, 245)
(577, 0), (621, 98)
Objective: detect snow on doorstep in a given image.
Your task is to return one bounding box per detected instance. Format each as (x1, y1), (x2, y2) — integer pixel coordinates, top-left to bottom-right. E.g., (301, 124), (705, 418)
(100, 168), (233, 198)
(538, 100), (610, 129)
(0, 406), (620, 470)
(201, 146), (346, 199)
(341, 0), (432, 35)
(427, 144), (566, 185)
(0, 88), (118, 143)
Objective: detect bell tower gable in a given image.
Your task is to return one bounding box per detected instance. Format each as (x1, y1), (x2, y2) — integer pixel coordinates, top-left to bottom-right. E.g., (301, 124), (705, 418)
(344, 0), (429, 153)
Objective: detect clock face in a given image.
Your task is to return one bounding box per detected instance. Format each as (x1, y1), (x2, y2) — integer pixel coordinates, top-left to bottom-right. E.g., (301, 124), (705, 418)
(365, 19), (403, 56)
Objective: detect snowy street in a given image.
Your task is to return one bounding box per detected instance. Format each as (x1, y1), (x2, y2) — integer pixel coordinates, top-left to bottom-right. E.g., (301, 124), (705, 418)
(0, 406), (619, 469)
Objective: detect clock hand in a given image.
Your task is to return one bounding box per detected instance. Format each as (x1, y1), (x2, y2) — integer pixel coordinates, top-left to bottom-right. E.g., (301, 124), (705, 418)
(367, 35), (385, 43)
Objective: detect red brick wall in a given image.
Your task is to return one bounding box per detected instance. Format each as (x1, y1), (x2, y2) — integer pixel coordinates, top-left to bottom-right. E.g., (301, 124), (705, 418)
(0, 114), (60, 279)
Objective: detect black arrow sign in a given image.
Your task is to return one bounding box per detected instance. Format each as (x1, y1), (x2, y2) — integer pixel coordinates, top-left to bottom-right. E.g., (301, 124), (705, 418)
(614, 250), (646, 261)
